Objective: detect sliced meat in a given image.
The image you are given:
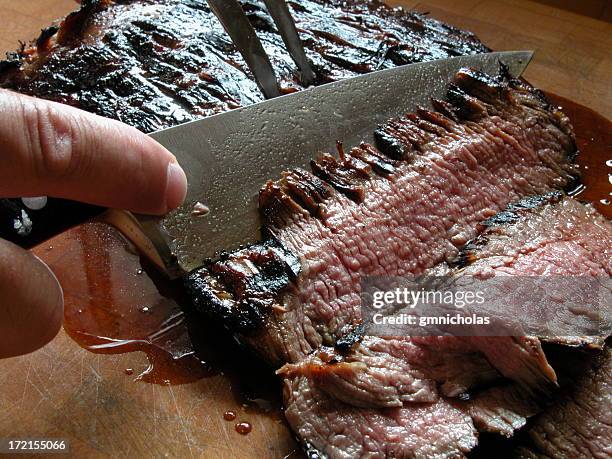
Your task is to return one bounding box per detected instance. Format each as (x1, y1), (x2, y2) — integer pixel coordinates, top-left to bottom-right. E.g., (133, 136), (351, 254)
(280, 195), (610, 458)
(277, 336), (497, 408)
(463, 384), (542, 438)
(455, 192), (611, 278)
(453, 192), (611, 345)
(0, 0), (489, 133)
(185, 70), (583, 457)
(280, 193), (610, 457)
(2, 2), (606, 457)
(278, 335), (555, 409)
(186, 69), (578, 367)
(284, 375), (479, 459)
(516, 346), (612, 459)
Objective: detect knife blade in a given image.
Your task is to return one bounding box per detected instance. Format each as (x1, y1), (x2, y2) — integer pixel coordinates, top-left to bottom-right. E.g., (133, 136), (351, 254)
(144, 51), (534, 275)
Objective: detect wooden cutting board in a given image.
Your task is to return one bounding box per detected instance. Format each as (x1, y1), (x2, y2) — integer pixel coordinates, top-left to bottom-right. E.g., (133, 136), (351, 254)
(0, 1), (610, 458)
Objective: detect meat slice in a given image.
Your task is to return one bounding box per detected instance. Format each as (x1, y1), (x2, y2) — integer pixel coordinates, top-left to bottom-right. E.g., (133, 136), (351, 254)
(185, 70), (584, 457)
(455, 193), (611, 279)
(516, 347), (612, 459)
(0, 0), (489, 133)
(453, 192), (611, 347)
(284, 375), (479, 459)
(278, 335), (554, 408)
(186, 68), (578, 367)
(280, 194), (610, 458)
(1, 1), (605, 457)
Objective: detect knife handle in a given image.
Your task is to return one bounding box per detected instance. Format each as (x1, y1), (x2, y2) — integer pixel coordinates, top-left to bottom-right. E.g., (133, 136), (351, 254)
(0, 197), (103, 249)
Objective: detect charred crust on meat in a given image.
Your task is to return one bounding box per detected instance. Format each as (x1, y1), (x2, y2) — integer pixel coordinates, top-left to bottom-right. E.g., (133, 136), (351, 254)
(350, 143), (396, 175)
(184, 239), (299, 334)
(430, 98), (460, 121)
(57, 0), (110, 45)
(310, 153), (369, 203)
(36, 26), (59, 53)
(452, 67), (507, 105)
(260, 168), (332, 224)
(0, 0), (492, 132)
(335, 323), (365, 353)
(446, 83), (488, 120)
(481, 192), (564, 227)
(374, 128), (410, 160)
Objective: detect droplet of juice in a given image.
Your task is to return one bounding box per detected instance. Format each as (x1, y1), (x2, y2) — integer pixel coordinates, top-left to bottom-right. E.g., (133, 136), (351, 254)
(235, 422), (252, 435)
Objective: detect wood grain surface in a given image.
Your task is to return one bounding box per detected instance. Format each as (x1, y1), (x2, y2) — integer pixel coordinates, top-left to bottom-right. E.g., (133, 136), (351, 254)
(0, 1), (610, 458)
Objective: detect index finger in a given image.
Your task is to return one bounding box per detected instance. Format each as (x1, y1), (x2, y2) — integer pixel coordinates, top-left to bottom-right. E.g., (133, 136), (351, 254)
(0, 89), (187, 215)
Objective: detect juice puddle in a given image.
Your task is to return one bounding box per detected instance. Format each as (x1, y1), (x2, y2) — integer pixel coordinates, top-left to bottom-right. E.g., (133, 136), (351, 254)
(33, 222), (283, 416)
(545, 92), (611, 218)
(33, 222), (212, 384)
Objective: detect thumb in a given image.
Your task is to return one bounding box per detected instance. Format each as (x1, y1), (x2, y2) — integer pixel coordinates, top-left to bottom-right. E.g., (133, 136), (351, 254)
(0, 239), (63, 358)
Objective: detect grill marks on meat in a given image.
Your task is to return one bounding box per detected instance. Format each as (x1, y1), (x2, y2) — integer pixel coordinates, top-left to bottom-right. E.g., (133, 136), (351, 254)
(0, 0), (489, 133)
(1, 1), (605, 456)
(186, 240), (301, 334)
(185, 71), (584, 457)
(187, 68), (578, 365)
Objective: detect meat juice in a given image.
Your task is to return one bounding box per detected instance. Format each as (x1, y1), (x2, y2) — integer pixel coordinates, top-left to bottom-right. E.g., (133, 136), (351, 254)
(32, 222), (284, 425)
(544, 93), (612, 218)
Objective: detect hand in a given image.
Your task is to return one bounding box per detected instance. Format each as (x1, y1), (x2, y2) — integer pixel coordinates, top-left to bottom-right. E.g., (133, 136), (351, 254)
(0, 89), (188, 358)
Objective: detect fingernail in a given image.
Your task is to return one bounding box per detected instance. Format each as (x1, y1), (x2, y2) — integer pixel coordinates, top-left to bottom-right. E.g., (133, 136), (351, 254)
(166, 161), (188, 211)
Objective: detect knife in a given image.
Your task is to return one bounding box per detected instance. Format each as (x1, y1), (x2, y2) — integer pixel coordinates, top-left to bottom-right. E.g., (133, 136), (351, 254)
(144, 50), (533, 275)
(3, 51), (533, 277)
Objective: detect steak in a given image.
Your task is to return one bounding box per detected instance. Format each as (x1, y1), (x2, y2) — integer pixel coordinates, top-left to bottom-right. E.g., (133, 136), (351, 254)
(1, 1), (607, 457)
(279, 194), (610, 458)
(0, 0), (489, 133)
(0, 0), (490, 244)
(186, 69), (578, 366)
(185, 70), (589, 456)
